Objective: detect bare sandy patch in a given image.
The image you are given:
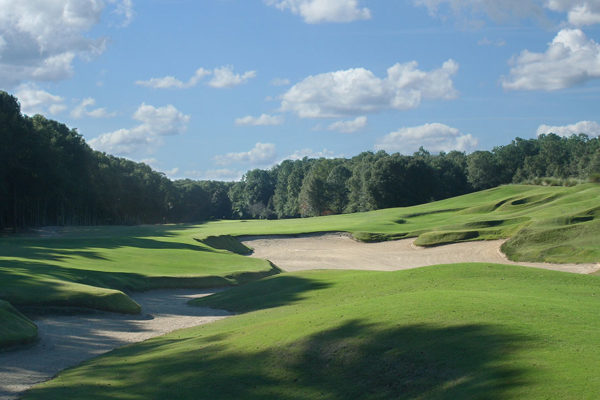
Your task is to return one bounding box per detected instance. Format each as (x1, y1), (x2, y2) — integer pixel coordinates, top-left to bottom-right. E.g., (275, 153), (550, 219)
(240, 233), (600, 274)
(0, 289), (229, 400)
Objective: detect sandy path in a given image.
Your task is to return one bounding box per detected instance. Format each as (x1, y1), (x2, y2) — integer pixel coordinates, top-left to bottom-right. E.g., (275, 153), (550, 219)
(240, 233), (600, 274)
(0, 289), (229, 400)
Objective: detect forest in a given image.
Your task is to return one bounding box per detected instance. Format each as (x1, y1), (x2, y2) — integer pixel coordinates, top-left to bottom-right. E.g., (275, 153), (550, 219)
(2, 90), (600, 231)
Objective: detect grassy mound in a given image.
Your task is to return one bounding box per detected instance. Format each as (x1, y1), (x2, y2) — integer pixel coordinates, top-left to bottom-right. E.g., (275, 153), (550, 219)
(195, 235), (253, 255)
(0, 225), (274, 320)
(0, 300), (38, 348)
(24, 264), (600, 399)
(195, 183), (600, 263)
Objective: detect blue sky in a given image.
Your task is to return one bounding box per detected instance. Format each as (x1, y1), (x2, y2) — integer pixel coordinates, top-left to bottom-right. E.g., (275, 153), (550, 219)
(2, 0), (600, 181)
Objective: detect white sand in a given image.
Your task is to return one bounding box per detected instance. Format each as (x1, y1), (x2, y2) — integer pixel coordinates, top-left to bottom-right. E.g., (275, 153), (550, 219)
(0, 289), (229, 400)
(240, 233), (600, 274)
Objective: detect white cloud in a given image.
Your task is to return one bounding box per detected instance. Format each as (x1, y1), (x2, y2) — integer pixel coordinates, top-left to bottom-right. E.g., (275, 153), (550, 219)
(327, 116), (367, 133)
(214, 142), (277, 166)
(138, 66), (255, 89)
(89, 103), (190, 155)
(270, 78), (291, 86)
(195, 169), (244, 181)
(208, 65), (256, 88)
(164, 167), (179, 177)
(265, 0), (371, 23)
(132, 103), (190, 136)
(375, 123), (478, 154)
(71, 97), (115, 119)
(546, 1), (600, 26)
(90, 128), (160, 156)
(15, 84), (66, 115)
(235, 114), (284, 126)
(281, 60), (458, 118)
(135, 68), (211, 89)
(284, 148), (339, 160)
(503, 29), (600, 91)
(537, 120), (600, 136)
(478, 37), (506, 46)
(0, 0), (131, 87)
(110, 0), (135, 26)
(140, 158), (158, 166)
(414, 0), (545, 22)
(414, 0), (600, 26)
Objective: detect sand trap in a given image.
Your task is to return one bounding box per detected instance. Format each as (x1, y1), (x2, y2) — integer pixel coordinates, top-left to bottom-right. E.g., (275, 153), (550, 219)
(240, 233), (600, 275)
(0, 289), (229, 400)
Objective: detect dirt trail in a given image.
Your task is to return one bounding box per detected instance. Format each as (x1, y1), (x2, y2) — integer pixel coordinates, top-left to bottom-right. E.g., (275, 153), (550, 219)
(240, 233), (600, 274)
(0, 289), (229, 400)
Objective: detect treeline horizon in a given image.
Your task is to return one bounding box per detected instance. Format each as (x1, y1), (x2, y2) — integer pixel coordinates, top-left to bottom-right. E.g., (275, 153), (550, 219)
(2, 90), (600, 231)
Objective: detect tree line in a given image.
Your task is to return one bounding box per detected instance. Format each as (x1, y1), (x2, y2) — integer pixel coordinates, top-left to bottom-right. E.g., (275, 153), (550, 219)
(1, 90), (599, 231)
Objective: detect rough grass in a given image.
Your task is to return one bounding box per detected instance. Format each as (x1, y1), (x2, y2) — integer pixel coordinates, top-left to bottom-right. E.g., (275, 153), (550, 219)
(24, 264), (600, 399)
(0, 299), (38, 348)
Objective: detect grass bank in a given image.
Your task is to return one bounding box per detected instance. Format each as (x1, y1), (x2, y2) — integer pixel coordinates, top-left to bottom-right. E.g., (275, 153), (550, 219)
(195, 183), (600, 264)
(24, 264), (600, 399)
(0, 300), (38, 348)
(0, 224), (276, 347)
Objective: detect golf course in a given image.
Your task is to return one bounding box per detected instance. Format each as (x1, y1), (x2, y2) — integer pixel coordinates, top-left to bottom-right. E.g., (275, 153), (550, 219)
(2, 183), (600, 399)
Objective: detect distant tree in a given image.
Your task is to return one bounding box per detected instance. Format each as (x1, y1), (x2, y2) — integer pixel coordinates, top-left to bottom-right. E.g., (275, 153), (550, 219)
(326, 164), (352, 214)
(467, 151), (502, 190)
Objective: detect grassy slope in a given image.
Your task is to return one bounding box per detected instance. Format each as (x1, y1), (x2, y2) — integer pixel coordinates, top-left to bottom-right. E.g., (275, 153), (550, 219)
(3, 183), (599, 347)
(0, 224), (274, 315)
(195, 183), (600, 263)
(25, 264), (600, 399)
(0, 299), (37, 348)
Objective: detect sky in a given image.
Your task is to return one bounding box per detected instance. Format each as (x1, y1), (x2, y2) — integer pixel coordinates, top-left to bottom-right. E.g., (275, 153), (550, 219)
(1, 0), (600, 181)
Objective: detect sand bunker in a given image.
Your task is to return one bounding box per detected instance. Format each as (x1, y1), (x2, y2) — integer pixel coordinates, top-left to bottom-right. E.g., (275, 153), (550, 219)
(240, 233), (600, 275)
(0, 289), (229, 400)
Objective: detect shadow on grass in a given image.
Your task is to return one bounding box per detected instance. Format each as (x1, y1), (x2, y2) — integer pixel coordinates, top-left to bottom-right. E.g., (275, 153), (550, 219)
(0, 235), (217, 264)
(191, 275), (332, 312)
(23, 320), (532, 400)
(0, 260), (231, 311)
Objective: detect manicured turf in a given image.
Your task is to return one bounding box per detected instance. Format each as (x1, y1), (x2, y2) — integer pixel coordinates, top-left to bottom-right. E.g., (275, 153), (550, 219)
(0, 224), (274, 313)
(2, 183), (599, 348)
(193, 183), (600, 264)
(24, 264), (600, 399)
(0, 299), (37, 348)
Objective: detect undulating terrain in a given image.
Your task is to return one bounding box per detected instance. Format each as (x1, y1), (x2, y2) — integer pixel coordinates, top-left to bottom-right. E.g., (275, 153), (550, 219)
(2, 183), (600, 399)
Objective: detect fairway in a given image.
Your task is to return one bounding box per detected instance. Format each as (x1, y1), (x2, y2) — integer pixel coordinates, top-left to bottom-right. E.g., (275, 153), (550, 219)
(2, 183), (600, 399)
(23, 264), (600, 399)
(3, 2), (600, 397)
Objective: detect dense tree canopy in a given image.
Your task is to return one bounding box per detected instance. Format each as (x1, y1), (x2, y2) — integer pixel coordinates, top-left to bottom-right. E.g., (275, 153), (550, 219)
(1, 90), (599, 231)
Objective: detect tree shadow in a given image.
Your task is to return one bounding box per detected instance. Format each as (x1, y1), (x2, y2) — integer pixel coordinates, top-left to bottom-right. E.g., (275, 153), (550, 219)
(0, 235), (218, 264)
(23, 320), (533, 400)
(0, 260), (233, 307)
(0, 288), (229, 399)
(191, 275), (332, 312)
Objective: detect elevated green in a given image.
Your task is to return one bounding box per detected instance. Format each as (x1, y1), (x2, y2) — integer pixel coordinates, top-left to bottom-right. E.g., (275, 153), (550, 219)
(25, 264), (600, 399)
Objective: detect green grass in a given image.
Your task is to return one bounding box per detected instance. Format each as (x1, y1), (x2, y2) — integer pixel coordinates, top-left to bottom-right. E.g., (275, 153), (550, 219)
(24, 264), (600, 399)
(0, 224), (275, 313)
(192, 183), (600, 263)
(0, 299), (38, 348)
(2, 183), (600, 348)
